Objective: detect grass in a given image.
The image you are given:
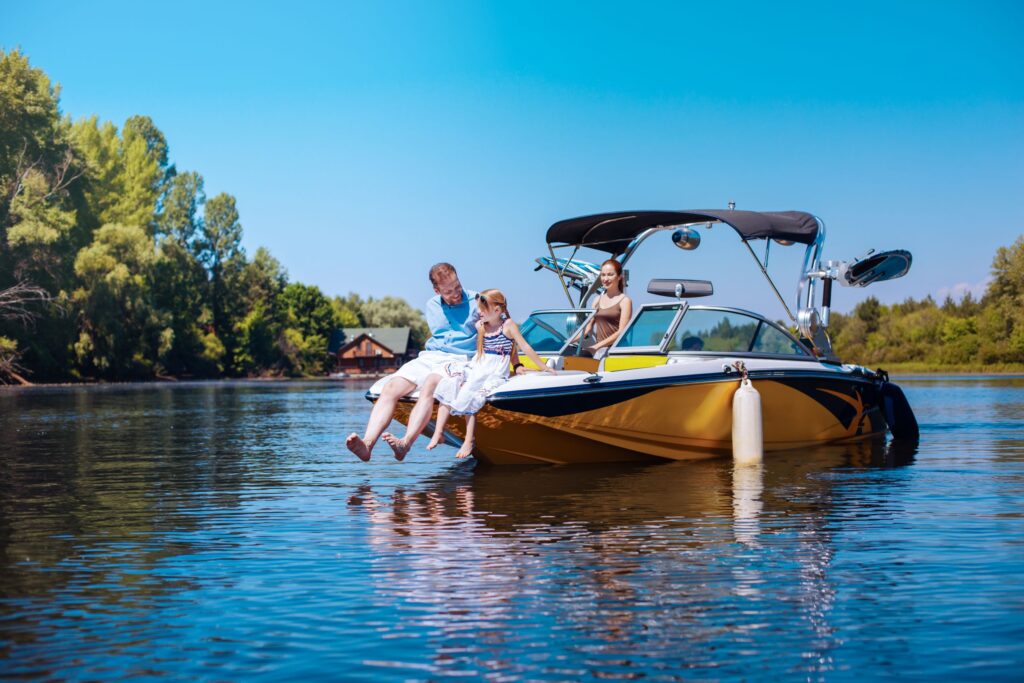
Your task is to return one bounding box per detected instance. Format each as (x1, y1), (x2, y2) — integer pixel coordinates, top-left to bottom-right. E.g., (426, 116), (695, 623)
(869, 361), (1024, 375)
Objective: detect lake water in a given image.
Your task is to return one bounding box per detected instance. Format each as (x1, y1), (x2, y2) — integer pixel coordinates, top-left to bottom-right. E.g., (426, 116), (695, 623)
(1, 377), (1022, 681)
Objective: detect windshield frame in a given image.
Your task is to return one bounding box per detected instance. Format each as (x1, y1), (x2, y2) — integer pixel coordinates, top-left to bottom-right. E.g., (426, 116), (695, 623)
(609, 304), (812, 359)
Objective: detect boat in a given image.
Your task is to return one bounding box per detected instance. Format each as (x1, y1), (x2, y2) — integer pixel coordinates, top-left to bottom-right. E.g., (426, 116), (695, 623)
(370, 209), (919, 465)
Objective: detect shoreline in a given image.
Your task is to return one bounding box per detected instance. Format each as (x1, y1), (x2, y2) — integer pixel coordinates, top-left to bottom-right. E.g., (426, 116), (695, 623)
(0, 375), (385, 389)
(3, 367), (1023, 389)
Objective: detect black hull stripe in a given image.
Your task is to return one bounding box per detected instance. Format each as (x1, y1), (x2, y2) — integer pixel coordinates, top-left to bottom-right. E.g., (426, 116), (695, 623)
(490, 368), (875, 405)
(492, 371), (878, 419)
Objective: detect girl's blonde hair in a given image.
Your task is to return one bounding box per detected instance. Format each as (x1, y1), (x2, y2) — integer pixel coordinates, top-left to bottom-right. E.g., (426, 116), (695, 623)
(475, 288), (510, 359)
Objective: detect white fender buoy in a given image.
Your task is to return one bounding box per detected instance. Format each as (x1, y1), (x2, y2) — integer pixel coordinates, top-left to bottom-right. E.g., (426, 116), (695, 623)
(732, 376), (763, 465)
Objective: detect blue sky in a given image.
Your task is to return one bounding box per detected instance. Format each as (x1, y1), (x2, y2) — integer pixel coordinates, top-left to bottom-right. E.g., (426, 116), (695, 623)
(3, 1), (1022, 320)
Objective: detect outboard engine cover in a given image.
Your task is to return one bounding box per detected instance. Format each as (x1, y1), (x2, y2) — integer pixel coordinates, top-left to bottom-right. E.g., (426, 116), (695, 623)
(878, 380), (919, 441)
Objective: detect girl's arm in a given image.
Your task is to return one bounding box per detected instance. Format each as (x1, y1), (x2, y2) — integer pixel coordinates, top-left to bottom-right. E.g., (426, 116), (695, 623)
(510, 346), (526, 375)
(590, 296), (633, 350)
(505, 320), (556, 374)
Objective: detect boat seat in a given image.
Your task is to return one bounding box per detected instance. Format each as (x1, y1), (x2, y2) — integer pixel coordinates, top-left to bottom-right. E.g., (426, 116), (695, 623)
(647, 279), (713, 298)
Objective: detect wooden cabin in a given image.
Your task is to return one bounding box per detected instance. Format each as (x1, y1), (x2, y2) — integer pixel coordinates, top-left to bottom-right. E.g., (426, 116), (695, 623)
(328, 327), (413, 376)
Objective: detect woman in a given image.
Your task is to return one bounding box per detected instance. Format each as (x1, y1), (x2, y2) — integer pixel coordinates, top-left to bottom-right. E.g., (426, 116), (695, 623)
(580, 259), (633, 357)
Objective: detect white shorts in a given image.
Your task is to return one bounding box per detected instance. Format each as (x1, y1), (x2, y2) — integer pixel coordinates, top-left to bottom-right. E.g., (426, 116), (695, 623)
(368, 351), (472, 396)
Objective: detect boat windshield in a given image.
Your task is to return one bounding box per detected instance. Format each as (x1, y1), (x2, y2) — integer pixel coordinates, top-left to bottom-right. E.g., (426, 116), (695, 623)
(672, 308), (809, 355)
(520, 310), (591, 353)
(616, 304), (681, 349)
(613, 304), (809, 356)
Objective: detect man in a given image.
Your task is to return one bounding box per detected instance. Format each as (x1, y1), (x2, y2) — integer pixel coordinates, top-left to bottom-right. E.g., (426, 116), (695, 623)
(346, 262), (478, 461)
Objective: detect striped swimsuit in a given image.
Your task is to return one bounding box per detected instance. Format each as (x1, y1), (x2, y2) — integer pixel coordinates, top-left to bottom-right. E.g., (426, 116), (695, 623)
(482, 330), (515, 356)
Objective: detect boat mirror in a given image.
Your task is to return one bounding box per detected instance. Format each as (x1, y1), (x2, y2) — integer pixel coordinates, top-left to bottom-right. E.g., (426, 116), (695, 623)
(671, 227), (701, 251)
(837, 249), (913, 287)
(648, 279), (714, 298)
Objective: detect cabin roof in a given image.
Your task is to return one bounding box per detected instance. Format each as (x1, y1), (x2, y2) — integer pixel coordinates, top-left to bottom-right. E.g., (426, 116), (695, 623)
(328, 327), (411, 355)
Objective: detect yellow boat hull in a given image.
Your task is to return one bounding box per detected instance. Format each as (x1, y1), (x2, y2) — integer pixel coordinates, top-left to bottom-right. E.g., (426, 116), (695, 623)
(391, 374), (886, 465)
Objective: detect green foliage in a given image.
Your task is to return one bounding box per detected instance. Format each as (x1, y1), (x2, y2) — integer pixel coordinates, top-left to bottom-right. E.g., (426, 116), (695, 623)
(0, 49), (79, 295)
(197, 193), (244, 344)
(152, 237), (211, 375)
(279, 283), (337, 375)
(0, 49), (68, 233)
(159, 171), (205, 246)
(72, 223), (165, 378)
(359, 295), (429, 348)
(0, 335), (23, 381)
(331, 295), (361, 328)
(227, 249), (289, 376)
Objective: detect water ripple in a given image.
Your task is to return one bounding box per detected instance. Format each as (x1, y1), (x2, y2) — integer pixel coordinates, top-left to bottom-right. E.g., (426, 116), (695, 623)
(0, 380), (1022, 680)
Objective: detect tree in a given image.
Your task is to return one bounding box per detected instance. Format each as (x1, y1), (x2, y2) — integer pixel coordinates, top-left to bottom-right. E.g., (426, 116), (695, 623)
(197, 193), (243, 338)
(0, 49), (73, 238)
(69, 117), (121, 228)
(123, 115), (171, 184)
(149, 171), (211, 374)
(985, 235), (1024, 360)
(152, 238), (212, 375)
(0, 49), (83, 381)
(360, 295), (429, 347)
(231, 248), (289, 375)
(72, 223), (164, 378)
(331, 296), (361, 328)
(988, 236), (1024, 305)
(239, 246), (287, 305)
(279, 282), (337, 375)
(110, 119), (164, 229)
(0, 280), (51, 383)
(158, 171), (204, 246)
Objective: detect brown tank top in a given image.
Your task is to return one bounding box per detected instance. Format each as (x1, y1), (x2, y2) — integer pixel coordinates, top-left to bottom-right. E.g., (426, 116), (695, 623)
(591, 299), (622, 342)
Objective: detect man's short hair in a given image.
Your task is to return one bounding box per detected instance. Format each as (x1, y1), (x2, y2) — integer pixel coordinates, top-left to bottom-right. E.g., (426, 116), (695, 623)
(429, 262), (458, 285)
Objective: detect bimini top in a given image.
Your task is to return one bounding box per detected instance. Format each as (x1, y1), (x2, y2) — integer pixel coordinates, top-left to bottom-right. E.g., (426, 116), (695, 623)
(546, 209), (820, 255)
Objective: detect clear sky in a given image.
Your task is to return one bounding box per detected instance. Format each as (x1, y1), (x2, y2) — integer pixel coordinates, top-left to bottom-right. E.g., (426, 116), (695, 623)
(3, 1), (1022, 321)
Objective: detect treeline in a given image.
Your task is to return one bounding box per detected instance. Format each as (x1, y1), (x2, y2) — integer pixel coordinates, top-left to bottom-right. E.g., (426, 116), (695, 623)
(0, 49), (426, 383)
(830, 236), (1024, 368)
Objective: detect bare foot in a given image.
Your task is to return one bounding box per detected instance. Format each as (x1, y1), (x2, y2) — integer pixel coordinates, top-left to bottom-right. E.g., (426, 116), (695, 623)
(455, 442), (474, 459)
(426, 432), (442, 450)
(346, 432), (371, 462)
(381, 432), (411, 461)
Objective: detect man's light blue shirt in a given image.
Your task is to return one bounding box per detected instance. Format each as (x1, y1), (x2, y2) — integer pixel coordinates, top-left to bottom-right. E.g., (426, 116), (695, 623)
(424, 289), (478, 355)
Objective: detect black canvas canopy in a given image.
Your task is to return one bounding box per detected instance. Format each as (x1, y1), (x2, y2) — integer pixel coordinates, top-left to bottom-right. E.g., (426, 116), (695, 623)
(545, 210), (820, 255)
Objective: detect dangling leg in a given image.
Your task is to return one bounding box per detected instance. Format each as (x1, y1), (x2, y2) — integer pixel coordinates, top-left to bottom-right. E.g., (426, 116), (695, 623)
(426, 404), (451, 450)
(382, 373), (442, 461)
(455, 414), (476, 459)
(347, 376), (414, 461)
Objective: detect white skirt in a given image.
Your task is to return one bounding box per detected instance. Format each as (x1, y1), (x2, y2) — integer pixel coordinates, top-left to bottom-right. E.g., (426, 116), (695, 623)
(434, 353), (510, 416)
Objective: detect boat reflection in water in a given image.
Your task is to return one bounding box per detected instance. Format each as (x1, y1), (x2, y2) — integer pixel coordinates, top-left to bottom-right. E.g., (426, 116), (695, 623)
(346, 439), (916, 678)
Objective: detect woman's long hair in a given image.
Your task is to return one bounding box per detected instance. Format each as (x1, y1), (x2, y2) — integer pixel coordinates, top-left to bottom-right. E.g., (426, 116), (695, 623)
(601, 259), (625, 293)
(475, 289), (509, 360)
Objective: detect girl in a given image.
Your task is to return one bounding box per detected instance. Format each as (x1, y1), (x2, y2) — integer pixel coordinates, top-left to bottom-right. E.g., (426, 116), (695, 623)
(426, 289), (555, 459)
(578, 259), (633, 357)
